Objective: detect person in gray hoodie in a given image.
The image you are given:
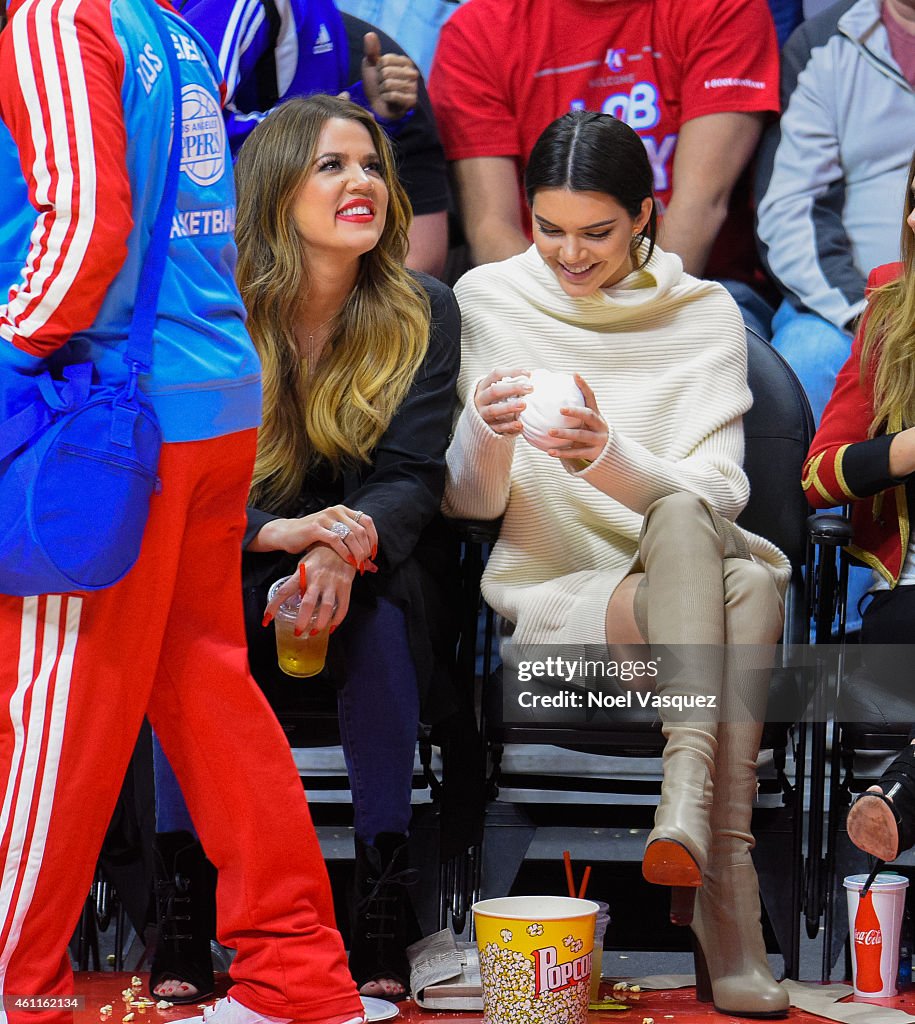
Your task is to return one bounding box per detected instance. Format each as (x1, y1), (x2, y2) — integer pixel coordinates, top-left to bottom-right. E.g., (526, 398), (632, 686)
(756, 0), (915, 424)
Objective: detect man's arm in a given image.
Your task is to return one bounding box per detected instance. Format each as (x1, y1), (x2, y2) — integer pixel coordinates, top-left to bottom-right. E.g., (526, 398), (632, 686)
(406, 211), (448, 278)
(659, 111), (764, 277)
(453, 157), (528, 266)
(0, 0), (132, 356)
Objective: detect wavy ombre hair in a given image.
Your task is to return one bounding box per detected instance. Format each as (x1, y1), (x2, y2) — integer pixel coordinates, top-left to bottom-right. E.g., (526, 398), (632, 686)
(860, 149), (915, 436)
(235, 95), (430, 512)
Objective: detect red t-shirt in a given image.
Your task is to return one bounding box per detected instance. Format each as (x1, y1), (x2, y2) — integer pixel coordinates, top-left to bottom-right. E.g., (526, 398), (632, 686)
(429, 0), (779, 282)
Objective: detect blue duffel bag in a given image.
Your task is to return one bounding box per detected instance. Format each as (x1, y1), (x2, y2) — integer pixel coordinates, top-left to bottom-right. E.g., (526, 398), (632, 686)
(0, 362), (162, 594)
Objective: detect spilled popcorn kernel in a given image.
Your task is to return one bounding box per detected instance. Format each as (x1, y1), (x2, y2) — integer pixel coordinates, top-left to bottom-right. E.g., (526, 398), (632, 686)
(612, 982), (629, 992)
(642, 1017), (654, 1024)
(155, 1002), (172, 1011)
(131, 977), (143, 991)
(630, 985), (641, 993)
(122, 1014), (135, 1023)
(99, 1005), (113, 1020)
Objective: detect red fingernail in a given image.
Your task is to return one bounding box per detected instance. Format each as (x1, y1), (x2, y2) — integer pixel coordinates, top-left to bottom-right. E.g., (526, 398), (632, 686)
(372, 545), (377, 559)
(309, 628), (319, 637)
(348, 555), (358, 568)
(299, 563), (307, 593)
(262, 612), (274, 627)
(294, 626), (304, 637)
(329, 625), (337, 634)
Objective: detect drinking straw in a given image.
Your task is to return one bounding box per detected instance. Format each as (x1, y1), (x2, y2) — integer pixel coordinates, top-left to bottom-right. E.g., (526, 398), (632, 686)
(861, 860), (883, 897)
(578, 865), (592, 900)
(563, 850), (576, 898)
(299, 562), (307, 594)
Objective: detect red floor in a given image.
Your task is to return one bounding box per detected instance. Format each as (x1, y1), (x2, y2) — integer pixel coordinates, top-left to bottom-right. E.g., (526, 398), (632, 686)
(69, 972), (915, 1023)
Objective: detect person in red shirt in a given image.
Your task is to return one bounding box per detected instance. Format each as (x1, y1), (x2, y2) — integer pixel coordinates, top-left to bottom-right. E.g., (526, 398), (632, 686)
(428, 0), (779, 332)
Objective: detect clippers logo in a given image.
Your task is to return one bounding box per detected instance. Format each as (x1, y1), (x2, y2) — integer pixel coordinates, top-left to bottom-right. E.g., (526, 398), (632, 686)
(532, 945), (592, 996)
(180, 84), (227, 187)
(605, 48), (626, 72)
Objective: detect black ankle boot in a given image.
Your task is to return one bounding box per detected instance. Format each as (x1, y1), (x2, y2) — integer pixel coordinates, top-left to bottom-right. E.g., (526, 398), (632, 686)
(149, 830), (216, 1004)
(348, 832), (420, 1000)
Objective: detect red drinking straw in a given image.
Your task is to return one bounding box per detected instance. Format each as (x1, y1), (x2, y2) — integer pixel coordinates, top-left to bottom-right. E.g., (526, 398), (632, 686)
(577, 865), (592, 900)
(563, 850), (576, 898)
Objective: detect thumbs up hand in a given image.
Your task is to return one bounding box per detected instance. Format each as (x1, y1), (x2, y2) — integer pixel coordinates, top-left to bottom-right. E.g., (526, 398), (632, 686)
(361, 31), (418, 122)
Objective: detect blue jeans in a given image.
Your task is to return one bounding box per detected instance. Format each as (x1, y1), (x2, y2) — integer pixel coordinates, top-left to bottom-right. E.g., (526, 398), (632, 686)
(335, 0), (458, 79)
(770, 300), (852, 424)
(771, 300), (868, 630)
(154, 596), (420, 845)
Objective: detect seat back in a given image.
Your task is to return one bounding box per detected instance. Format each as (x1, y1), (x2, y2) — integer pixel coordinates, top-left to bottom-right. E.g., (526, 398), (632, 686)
(739, 327), (815, 567)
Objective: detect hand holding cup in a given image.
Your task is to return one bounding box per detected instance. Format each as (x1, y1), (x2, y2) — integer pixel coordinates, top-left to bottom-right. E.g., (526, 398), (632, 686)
(539, 372), (609, 465)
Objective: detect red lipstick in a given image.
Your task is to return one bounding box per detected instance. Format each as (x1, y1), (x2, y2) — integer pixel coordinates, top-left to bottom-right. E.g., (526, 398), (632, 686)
(336, 198), (375, 222)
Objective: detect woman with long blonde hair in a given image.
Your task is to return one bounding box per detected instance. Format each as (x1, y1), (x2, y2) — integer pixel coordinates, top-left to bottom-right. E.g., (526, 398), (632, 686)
(804, 147), (915, 867)
(151, 94), (460, 1004)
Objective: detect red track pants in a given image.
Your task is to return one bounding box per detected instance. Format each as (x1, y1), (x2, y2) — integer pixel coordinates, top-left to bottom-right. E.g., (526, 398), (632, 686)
(0, 432), (362, 1024)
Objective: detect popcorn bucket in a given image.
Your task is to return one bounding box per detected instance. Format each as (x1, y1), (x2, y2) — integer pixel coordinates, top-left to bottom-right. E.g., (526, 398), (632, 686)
(473, 895), (598, 1024)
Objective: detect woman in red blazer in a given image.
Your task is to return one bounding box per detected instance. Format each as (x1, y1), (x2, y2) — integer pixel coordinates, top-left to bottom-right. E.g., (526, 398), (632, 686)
(802, 148), (915, 865)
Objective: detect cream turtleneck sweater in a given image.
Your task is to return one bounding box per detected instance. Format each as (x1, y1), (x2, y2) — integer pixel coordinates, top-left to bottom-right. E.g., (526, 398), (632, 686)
(443, 244), (790, 645)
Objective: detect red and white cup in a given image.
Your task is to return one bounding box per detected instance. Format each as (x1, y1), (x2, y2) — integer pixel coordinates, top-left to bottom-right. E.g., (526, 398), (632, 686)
(844, 872), (909, 997)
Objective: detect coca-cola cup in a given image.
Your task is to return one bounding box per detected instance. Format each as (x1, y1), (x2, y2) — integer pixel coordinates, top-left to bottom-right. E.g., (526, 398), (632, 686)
(845, 872), (909, 997)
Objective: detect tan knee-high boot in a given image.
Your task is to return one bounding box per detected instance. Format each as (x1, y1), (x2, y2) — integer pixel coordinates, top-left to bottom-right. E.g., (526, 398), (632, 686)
(634, 493), (750, 888)
(690, 559), (789, 1018)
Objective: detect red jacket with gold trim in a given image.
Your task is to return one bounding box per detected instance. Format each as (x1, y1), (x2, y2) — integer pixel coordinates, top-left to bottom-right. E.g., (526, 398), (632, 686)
(802, 262), (911, 587)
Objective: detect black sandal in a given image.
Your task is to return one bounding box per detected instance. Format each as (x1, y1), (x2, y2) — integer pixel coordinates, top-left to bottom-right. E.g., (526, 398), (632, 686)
(847, 745), (915, 862)
(149, 831), (217, 1005)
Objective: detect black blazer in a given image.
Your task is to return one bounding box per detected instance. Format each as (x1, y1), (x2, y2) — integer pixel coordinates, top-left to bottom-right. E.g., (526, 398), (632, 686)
(243, 273), (462, 718)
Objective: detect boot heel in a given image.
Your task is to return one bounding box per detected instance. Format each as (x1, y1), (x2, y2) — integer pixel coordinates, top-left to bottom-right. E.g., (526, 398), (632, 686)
(642, 838), (702, 887)
(691, 932), (713, 1003)
(670, 887), (695, 926)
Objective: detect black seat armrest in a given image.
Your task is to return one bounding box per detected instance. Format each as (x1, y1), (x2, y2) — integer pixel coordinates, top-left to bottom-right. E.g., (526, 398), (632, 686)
(806, 512), (853, 547)
(447, 517), (502, 545)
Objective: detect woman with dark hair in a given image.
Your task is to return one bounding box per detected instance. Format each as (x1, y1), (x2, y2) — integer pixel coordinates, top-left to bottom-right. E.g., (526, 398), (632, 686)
(804, 148), (915, 868)
(151, 94), (460, 1005)
(445, 110), (790, 1018)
